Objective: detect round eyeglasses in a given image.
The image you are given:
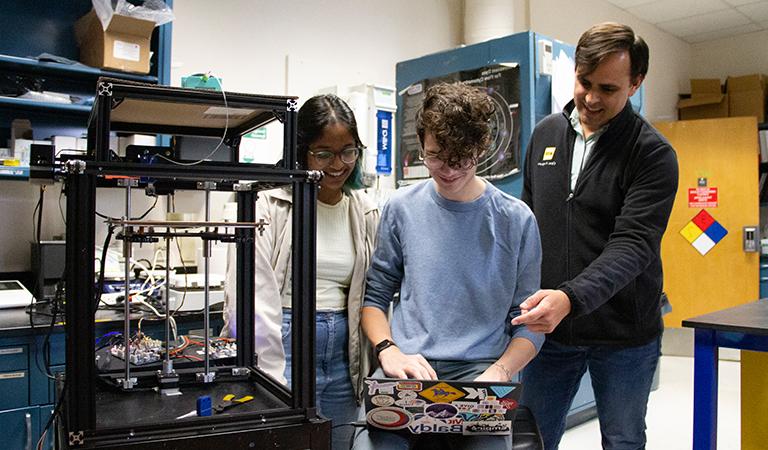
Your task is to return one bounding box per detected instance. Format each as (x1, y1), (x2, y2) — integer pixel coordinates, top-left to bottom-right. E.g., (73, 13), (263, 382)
(418, 150), (475, 171)
(308, 147), (360, 168)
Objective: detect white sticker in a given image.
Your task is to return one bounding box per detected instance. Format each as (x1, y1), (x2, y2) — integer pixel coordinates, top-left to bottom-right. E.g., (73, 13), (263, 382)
(0, 372), (25, 380)
(0, 347), (24, 355)
(113, 40), (141, 62)
(371, 395), (395, 407)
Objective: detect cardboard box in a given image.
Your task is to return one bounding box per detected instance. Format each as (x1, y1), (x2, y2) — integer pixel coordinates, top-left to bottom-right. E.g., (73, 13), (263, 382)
(74, 9), (155, 74)
(678, 79), (728, 120)
(727, 74), (767, 123)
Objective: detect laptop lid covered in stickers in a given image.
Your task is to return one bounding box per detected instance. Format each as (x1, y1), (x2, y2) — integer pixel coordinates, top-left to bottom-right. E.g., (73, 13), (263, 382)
(363, 377), (522, 435)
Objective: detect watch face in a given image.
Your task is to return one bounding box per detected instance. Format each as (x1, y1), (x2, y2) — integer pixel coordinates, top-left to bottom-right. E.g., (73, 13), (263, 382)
(376, 339), (394, 354)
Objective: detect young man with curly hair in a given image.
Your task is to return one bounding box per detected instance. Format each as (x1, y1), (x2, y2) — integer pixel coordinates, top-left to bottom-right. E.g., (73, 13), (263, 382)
(353, 82), (543, 450)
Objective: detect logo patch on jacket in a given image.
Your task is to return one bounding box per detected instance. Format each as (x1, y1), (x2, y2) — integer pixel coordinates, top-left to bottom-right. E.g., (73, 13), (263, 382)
(537, 146), (557, 166)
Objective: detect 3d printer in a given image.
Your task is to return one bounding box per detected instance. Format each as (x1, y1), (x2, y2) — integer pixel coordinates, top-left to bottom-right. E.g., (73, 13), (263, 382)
(51, 78), (329, 449)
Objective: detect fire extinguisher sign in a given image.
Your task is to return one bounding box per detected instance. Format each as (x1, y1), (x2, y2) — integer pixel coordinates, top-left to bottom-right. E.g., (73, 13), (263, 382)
(688, 187), (718, 208)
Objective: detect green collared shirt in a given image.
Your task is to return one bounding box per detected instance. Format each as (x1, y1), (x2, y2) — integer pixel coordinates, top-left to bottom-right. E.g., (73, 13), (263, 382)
(568, 107), (608, 191)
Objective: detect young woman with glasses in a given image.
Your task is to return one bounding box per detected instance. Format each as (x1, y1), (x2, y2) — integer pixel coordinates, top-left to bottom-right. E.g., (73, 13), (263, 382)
(223, 94), (380, 449)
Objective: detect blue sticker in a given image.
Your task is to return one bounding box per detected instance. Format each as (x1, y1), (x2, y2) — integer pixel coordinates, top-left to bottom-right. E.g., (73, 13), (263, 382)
(490, 386), (515, 398)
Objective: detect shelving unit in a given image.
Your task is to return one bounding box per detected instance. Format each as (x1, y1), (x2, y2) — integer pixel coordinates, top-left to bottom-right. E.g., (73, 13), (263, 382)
(0, 2), (173, 448)
(0, 0), (172, 180)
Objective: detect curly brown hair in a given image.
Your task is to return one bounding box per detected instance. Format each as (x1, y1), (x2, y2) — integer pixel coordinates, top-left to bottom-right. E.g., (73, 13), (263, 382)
(416, 82), (494, 167)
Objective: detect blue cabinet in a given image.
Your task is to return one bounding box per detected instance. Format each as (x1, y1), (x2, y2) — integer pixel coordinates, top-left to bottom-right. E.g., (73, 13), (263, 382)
(0, 406), (41, 450)
(0, 331), (60, 450)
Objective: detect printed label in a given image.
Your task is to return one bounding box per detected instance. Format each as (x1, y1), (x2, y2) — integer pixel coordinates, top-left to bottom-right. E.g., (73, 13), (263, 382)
(0, 347), (24, 355)
(0, 372), (25, 380)
(113, 40), (141, 62)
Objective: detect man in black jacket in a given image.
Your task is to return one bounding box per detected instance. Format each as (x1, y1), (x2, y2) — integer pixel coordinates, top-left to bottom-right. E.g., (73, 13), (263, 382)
(512, 22), (678, 450)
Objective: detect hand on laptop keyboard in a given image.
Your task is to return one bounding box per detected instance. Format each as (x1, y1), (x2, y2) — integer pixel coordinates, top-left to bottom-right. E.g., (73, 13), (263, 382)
(379, 347), (438, 380)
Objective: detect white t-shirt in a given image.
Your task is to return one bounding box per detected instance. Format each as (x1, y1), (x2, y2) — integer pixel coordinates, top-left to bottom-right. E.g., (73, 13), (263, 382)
(282, 194), (355, 311)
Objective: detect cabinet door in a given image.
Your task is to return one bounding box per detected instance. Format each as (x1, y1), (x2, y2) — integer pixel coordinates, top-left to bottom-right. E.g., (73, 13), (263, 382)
(0, 406), (40, 450)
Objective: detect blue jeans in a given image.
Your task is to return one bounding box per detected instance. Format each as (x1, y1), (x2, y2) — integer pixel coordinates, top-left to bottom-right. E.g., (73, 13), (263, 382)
(520, 337), (661, 450)
(283, 309), (358, 450)
(352, 360), (512, 450)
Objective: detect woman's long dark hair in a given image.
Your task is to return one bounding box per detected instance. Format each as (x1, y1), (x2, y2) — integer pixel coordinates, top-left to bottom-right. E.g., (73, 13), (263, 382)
(297, 94), (365, 190)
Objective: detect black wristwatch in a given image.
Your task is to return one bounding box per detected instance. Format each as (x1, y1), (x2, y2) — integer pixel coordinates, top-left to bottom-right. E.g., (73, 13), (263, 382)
(374, 339), (396, 357)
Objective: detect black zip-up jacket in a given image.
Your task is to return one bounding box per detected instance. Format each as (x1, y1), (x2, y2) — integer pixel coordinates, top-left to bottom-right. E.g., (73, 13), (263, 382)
(522, 100), (678, 346)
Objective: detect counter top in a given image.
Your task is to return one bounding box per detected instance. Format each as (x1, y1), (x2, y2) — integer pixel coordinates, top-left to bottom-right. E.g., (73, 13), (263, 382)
(682, 300), (768, 336)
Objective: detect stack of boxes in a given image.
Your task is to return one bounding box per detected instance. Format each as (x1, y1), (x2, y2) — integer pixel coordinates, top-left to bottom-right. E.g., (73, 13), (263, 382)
(678, 74), (768, 123)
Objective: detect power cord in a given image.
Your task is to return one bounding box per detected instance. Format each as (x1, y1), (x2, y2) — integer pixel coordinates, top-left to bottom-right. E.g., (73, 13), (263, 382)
(333, 420), (367, 429)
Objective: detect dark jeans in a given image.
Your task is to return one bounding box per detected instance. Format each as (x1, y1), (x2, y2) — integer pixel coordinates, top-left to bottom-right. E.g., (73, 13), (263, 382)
(520, 337), (661, 450)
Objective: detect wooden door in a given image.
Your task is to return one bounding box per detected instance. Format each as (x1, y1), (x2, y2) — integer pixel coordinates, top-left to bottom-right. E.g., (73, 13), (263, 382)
(654, 117), (759, 326)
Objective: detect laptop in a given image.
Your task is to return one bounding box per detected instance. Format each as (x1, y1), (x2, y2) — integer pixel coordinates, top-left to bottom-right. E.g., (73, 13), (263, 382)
(363, 377), (522, 436)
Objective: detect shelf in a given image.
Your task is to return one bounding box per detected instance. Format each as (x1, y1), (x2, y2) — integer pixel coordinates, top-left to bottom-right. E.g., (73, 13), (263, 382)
(0, 54), (158, 84)
(0, 96), (91, 115)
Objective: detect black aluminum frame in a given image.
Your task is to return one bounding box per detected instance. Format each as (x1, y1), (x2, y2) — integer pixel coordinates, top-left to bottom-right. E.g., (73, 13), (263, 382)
(62, 79), (325, 448)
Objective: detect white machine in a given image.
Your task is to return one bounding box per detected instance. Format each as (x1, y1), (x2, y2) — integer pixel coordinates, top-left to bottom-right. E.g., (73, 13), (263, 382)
(167, 273), (225, 312)
(0, 280), (36, 309)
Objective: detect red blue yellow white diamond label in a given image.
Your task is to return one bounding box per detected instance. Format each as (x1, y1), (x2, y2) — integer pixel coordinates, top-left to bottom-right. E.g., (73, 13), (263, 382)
(680, 210), (728, 255)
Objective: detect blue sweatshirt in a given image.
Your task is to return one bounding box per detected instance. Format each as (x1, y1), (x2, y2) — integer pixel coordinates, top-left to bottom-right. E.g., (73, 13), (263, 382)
(364, 180), (544, 360)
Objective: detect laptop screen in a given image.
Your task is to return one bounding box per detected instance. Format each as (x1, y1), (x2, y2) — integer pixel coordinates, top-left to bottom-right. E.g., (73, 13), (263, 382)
(363, 377), (522, 435)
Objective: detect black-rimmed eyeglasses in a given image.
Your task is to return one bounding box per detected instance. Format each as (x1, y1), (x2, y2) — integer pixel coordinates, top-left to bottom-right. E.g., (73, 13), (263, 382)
(418, 150), (475, 171)
(308, 147), (360, 168)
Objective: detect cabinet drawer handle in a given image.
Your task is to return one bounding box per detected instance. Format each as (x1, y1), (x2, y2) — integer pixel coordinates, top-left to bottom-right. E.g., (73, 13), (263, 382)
(25, 412), (32, 450)
(761, 277), (768, 282)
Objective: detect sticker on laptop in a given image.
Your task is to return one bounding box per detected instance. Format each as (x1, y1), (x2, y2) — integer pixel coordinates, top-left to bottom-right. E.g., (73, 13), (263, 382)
(367, 407), (412, 430)
(418, 382), (466, 403)
(371, 395), (395, 407)
(408, 414), (463, 434)
(398, 381), (422, 391)
(365, 379), (398, 395)
(425, 403), (458, 419)
(462, 420), (512, 435)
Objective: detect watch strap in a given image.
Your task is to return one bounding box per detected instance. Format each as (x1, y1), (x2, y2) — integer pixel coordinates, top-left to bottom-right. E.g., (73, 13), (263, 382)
(374, 339), (396, 356)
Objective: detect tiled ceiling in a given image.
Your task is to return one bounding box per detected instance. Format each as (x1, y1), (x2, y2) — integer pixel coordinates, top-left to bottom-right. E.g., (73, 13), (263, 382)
(605, 0), (768, 43)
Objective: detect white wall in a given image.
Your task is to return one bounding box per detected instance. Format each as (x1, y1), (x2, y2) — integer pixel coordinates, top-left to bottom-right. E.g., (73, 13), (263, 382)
(527, 0), (692, 122)
(690, 30), (768, 80)
(170, 0), (463, 99)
